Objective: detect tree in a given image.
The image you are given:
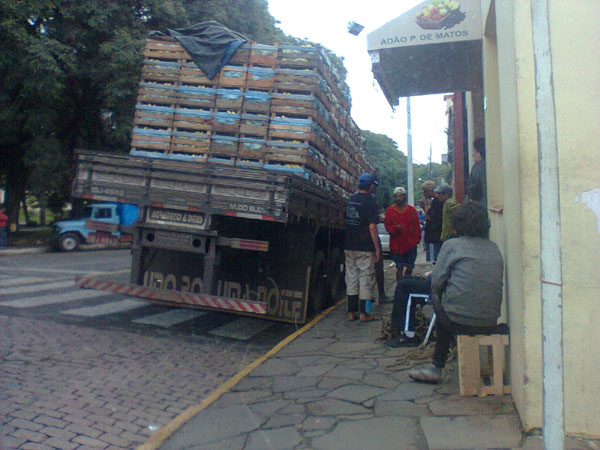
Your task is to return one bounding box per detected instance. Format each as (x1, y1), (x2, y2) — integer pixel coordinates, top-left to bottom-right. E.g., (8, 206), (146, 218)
(363, 130), (407, 208)
(363, 130), (452, 209)
(0, 0), (350, 229)
(0, 0), (73, 229)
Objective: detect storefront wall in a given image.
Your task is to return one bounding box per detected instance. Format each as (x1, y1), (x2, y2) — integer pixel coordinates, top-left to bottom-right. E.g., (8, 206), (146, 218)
(488, 0), (600, 437)
(550, 0), (600, 437)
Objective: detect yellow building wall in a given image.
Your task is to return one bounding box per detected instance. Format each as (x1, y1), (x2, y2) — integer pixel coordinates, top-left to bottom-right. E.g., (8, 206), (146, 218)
(550, 0), (600, 438)
(490, 0), (600, 437)
(512, 0), (545, 432)
(482, 0), (542, 431)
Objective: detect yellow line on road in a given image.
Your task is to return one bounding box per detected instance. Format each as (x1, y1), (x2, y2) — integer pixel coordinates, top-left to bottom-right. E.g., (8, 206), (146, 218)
(137, 299), (345, 450)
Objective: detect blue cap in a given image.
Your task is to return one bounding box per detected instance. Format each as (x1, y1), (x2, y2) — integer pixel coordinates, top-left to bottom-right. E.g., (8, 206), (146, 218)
(358, 173), (378, 188)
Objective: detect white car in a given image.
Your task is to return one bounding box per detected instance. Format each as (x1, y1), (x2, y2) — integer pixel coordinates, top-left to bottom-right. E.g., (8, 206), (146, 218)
(377, 223), (390, 254)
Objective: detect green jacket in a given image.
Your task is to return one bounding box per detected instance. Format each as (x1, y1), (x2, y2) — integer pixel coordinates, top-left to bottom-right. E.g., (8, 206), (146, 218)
(440, 198), (460, 241)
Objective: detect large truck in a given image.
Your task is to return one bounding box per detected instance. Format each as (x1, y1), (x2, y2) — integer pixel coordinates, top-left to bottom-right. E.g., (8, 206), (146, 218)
(72, 25), (374, 323)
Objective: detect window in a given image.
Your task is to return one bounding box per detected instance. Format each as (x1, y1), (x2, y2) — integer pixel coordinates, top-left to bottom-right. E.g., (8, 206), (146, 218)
(94, 208), (112, 219)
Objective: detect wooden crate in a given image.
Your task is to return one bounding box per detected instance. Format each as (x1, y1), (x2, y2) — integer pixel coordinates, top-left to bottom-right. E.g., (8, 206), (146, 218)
(240, 113), (269, 136)
(215, 88), (244, 110)
(141, 60), (181, 84)
(176, 86), (216, 109)
(179, 61), (216, 87)
(246, 67), (275, 90)
(172, 107), (212, 132)
(212, 111), (241, 133)
(134, 104), (174, 129)
(268, 117), (315, 141)
(238, 137), (266, 162)
(250, 44), (278, 66)
(143, 39), (186, 62)
(170, 130), (210, 155)
(277, 45), (320, 69)
(209, 134), (239, 156)
(137, 82), (179, 107)
(228, 45), (250, 65)
(218, 65), (247, 87)
(242, 90), (272, 114)
(131, 127), (172, 153)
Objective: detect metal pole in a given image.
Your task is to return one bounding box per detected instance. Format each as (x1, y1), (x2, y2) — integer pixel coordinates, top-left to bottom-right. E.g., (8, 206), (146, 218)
(531, 1), (564, 448)
(406, 97), (414, 206)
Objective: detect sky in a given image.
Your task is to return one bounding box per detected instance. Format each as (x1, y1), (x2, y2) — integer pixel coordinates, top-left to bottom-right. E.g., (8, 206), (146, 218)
(267, 0), (450, 165)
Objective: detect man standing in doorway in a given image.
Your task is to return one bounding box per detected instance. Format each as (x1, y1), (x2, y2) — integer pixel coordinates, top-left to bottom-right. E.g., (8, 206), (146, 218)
(385, 187), (421, 279)
(344, 173), (381, 322)
(467, 137), (487, 207)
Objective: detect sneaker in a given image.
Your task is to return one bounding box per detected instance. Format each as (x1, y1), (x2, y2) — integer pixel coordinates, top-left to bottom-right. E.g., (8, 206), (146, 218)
(384, 334), (421, 348)
(408, 365), (442, 384)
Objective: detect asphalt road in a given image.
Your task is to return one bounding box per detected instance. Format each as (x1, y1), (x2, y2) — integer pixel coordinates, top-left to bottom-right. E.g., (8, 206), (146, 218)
(0, 248), (298, 449)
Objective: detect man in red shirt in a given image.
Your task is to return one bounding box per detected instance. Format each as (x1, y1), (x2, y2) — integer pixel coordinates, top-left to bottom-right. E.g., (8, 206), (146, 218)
(385, 187), (421, 279)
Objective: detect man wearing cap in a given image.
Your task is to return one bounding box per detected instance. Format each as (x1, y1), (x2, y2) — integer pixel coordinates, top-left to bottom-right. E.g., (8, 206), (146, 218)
(422, 180), (443, 263)
(344, 173), (381, 322)
(384, 187), (421, 279)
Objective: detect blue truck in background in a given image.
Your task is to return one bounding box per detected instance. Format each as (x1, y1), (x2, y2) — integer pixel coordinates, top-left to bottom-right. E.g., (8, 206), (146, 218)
(53, 202), (138, 252)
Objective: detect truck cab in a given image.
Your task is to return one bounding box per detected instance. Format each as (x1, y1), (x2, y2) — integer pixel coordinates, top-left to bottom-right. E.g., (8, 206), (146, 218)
(53, 202), (137, 251)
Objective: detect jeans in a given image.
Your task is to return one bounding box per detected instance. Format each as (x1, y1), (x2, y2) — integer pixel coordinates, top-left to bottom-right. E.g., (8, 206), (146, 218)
(391, 276), (431, 333)
(426, 242), (442, 262)
(0, 227), (6, 248)
(431, 295), (499, 368)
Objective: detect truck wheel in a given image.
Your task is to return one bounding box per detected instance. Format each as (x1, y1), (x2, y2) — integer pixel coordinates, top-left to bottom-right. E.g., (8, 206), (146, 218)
(327, 248), (345, 302)
(58, 232), (80, 252)
(308, 250), (328, 316)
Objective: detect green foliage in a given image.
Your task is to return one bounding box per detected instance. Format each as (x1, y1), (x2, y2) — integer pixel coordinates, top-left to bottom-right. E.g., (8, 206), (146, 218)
(363, 130), (452, 208)
(0, 0), (351, 226)
(362, 130), (407, 208)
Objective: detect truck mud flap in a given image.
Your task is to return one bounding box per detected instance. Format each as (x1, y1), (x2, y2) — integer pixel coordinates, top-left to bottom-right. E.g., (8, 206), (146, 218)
(74, 276), (266, 315)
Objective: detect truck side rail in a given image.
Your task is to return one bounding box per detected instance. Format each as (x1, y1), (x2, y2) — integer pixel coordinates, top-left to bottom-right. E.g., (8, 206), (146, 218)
(73, 150), (346, 229)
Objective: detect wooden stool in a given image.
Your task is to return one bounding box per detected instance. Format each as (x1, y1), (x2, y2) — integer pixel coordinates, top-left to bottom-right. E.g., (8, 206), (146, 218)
(457, 334), (510, 397)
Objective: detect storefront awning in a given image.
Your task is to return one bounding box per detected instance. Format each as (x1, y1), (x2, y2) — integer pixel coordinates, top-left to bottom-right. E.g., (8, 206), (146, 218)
(367, 0), (483, 105)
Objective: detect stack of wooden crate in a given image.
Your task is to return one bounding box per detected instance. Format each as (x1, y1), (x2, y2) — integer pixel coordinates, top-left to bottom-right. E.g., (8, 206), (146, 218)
(131, 36), (375, 197)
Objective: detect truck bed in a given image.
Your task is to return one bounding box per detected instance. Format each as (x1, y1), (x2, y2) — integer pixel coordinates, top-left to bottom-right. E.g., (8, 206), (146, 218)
(72, 150), (346, 229)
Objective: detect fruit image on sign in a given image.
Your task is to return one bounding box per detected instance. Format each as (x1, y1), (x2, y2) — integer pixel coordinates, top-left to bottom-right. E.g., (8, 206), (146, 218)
(416, 0), (465, 30)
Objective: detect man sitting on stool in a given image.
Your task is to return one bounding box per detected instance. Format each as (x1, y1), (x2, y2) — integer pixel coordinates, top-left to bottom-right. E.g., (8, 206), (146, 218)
(408, 202), (504, 384)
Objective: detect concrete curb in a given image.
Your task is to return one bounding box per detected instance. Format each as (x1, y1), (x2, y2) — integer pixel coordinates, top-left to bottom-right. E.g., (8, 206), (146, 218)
(137, 298), (346, 450)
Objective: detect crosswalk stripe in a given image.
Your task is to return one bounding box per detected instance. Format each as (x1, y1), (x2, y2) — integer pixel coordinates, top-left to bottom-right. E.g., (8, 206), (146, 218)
(0, 289), (108, 308)
(132, 309), (207, 327)
(209, 317), (273, 341)
(0, 277), (49, 287)
(0, 280), (74, 296)
(61, 299), (144, 317)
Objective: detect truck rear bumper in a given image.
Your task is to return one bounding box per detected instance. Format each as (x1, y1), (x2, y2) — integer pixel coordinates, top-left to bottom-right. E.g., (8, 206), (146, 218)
(75, 276), (267, 315)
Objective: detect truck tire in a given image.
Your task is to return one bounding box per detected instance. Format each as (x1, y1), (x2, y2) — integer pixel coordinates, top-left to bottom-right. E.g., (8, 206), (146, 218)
(308, 250), (328, 316)
(58, 232), (81, 252)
